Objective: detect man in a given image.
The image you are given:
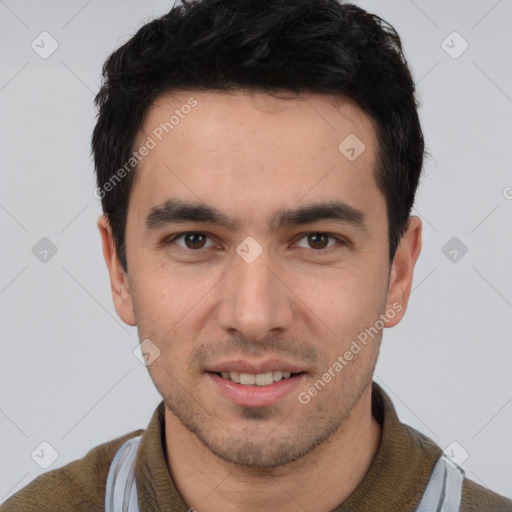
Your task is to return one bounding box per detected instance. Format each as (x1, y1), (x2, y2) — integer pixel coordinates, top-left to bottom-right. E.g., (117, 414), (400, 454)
(2, 0), (510, 510)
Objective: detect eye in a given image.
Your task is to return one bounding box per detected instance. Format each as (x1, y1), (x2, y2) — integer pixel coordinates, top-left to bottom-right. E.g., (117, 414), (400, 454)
(167, 232), (217, 251)
(163, 231), (346, 256)
(295, 233), (344, 253)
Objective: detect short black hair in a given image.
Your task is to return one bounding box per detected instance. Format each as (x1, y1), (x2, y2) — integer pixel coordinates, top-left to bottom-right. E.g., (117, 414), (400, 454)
(92, 0), (425, 272)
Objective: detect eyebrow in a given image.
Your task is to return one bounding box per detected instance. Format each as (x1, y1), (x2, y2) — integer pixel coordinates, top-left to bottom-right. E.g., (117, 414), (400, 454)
(145, 198), (368, 232)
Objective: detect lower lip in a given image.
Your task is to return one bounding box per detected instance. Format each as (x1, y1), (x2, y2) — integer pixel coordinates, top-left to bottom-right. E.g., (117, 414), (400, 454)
(208, 373), (305, 407)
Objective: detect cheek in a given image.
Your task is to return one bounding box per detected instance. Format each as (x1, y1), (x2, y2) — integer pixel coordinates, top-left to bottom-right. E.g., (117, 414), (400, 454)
(132, 273), (196, 375)
(131, 256), (212, 319)
(130, 260), (226, 369)
(291, 264), (386, 331)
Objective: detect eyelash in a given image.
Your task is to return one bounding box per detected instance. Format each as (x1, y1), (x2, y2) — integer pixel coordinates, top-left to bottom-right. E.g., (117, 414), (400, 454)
(163, 232), (346, 255)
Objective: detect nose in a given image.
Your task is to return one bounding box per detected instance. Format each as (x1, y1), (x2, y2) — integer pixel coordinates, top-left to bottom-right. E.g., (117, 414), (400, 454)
(216, 246), (294, 343)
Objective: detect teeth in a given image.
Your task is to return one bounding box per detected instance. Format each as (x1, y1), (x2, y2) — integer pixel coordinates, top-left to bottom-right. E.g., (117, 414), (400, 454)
(255, 372), (273, 386)
(273, 370), (283, 381)
(240, 373), (256, 385)
(220, 370), (294, 385)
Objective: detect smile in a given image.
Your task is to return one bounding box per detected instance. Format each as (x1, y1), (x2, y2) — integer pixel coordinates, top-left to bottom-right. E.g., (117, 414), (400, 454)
(219, 370), (293, 386)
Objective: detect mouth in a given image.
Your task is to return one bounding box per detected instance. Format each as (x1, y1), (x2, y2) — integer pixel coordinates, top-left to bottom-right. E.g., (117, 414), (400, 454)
(214, 370), (301, 386)
(205, 362), (307, 407)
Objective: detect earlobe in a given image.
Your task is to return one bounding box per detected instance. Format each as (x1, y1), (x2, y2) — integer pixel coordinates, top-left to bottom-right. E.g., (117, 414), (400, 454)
(384, 216), (422, 328)
(97, 215), (137, 326)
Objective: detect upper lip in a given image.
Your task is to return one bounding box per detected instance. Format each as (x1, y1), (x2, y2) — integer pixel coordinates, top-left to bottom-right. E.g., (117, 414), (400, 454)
(204, 358), (307, 375)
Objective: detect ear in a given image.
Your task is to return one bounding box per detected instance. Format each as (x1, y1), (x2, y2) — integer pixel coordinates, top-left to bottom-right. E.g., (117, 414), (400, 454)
(384, 216), (422, 327)
(97, 215), (136, 326)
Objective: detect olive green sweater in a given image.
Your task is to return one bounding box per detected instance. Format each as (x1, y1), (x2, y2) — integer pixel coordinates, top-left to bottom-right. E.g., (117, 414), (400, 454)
(1, 382), (510, 511)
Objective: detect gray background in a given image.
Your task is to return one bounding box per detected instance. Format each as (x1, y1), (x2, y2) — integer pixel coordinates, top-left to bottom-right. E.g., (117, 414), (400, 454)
(1, 0), (511, 503)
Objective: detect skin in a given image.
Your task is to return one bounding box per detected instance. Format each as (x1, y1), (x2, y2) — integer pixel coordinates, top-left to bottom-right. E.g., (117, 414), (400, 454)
(98, 89), (422, 511)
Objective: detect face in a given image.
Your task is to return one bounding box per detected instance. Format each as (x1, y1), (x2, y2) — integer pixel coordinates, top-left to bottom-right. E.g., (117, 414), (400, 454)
(99, 89), (419, 468)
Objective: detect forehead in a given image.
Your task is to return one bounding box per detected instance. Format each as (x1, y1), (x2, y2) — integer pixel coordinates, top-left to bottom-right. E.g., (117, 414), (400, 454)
(130, 89), (383, 228)
(139, 89), (376, 154)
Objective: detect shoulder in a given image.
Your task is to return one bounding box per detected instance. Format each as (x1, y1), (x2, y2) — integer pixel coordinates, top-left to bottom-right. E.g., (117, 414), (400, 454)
(0, 429), (144, 512)
(393, 422), (511, 510)
(460, 478), (512, 511)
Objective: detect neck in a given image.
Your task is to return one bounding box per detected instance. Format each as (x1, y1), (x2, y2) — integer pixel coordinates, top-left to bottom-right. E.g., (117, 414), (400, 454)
(164, 384), (381, 512)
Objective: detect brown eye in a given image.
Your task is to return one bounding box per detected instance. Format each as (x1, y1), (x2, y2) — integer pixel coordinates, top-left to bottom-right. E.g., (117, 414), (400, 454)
(295, 233), (344, 254)
(307, 233), (329, 249)
(169, 232), (215, 251)
(183, 233), (207, 249)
